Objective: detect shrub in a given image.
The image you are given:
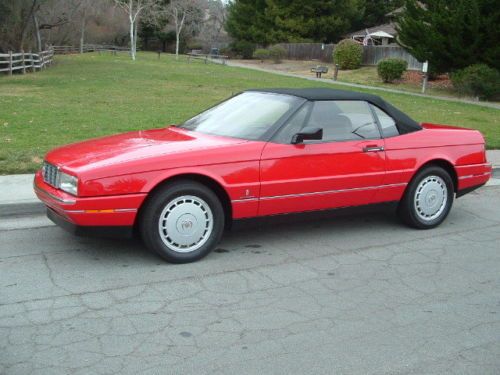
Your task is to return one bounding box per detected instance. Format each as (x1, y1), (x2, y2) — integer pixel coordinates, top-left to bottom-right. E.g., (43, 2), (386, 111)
(230, 41), (255, 59)
(269, 45), (287, 63)
(377, 58), (408, 83)
(333, 39), (363, 70)
(253, 48), (270, 62)
(219, 47), (234, 58)
(451, 64), (500, 100)
(186, 41), (203, 51)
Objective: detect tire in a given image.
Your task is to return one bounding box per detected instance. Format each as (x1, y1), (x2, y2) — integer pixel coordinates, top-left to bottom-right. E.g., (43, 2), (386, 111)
(139, 180), (225, 263)
(398, 166), (454, 229)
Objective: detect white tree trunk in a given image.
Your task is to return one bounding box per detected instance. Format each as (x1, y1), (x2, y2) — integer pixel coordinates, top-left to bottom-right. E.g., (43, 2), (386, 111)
(129, 13), (135, 60)
(175, 11), (186, 60)
(32, 12), (42, 52)
(134, 16), (139, 58)
(80, 11), (86, 54)
(175, 33), (180, 59)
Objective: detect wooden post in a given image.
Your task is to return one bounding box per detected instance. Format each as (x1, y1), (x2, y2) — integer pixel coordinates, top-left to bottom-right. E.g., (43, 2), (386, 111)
(21, 50), (26, 74)
(421, 61), (429, 94)
(8, 51), (13, 75)
(333, 64), (339, 81)
(421, 73), (428, 94)
(157, 50), (161, 59)
(29, 51), (33, 72)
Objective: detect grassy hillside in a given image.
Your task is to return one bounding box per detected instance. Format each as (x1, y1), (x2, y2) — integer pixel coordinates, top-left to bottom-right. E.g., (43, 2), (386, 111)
(0, 52), (498, 174)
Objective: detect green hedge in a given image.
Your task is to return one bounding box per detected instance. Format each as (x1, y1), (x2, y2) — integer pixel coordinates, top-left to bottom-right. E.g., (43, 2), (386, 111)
(333, 39), (363, 70)
(230, 41), (255, 59)
(269, 45), (287, 63)
(451, 64), (500, 100)
(377, 58), (408, 83)
(253, 48), (270, 61)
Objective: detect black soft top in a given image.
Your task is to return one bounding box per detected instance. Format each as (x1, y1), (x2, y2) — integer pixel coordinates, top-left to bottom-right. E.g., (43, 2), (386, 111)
(246, 88), (422, 135)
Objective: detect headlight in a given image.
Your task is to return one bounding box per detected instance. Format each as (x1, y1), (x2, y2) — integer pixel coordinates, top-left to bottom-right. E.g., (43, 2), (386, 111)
(58, 172), (78, 196)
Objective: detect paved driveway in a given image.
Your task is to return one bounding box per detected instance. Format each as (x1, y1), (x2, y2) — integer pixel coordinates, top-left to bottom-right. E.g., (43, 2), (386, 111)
(1, 186), (499, 375)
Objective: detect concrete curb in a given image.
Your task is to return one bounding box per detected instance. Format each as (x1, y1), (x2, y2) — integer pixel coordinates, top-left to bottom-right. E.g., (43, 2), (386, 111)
(0, 202), (45, 217)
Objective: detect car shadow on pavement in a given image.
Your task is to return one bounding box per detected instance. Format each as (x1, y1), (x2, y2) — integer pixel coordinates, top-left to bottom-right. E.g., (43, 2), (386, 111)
(230, 202), (399, 234)
(55, 202), (400, 264)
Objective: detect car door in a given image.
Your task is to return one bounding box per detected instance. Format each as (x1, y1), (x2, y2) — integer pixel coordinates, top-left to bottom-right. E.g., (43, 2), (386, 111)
(258, 100), (386, 216)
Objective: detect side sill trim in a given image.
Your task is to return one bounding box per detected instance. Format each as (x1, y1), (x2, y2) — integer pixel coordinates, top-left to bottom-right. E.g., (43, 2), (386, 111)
(231, 183), (407, 203)
(458, 172), (491, 180)
(64, 208), (138, 214)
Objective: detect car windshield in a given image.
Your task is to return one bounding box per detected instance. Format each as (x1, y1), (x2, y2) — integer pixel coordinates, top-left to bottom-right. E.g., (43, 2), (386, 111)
(179, 92), (303, 140)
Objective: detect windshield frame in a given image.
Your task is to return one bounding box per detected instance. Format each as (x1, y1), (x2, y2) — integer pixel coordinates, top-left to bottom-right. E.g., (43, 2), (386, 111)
(178, 91), (306, 142)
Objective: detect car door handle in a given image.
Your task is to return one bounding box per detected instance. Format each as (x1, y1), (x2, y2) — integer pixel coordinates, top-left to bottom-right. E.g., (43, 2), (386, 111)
(363, 145), (385, 152)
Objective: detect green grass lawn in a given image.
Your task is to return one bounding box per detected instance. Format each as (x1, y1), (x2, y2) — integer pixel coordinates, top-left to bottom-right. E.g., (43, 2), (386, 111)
(0, 52), (499, 174)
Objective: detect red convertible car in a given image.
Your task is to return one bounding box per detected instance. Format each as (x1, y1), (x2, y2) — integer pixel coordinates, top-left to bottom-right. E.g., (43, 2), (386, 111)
(34, 88), (492, 263)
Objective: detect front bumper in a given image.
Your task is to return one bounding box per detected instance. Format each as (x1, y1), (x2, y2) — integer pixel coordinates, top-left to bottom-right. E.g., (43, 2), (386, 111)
(34, 171), (147, 229)
(46, 207), (134, 238)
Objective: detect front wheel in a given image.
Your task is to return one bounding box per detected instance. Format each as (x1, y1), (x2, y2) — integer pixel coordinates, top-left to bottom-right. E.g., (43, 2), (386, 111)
(398, 166), (454, 229)
(139, 180), (225, 263)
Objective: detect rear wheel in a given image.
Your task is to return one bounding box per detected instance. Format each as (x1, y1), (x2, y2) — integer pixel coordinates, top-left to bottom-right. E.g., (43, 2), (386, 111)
(398, 166), (454, 229)
(140, 180), (225, 263)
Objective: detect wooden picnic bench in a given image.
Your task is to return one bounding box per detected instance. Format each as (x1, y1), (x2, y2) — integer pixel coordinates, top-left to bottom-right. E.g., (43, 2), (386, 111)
(311, 66), (329, 78)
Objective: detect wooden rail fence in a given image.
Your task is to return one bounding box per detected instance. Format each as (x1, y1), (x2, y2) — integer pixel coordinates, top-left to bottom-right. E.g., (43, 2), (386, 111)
(0, 48), (54, 75)
(277, 43), (423, 70)
(186, 52), (229, 65)
(51, 44), (130, 55)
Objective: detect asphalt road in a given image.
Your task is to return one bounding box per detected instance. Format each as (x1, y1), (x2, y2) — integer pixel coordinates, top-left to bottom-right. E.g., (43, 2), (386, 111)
(1, 186), (499, 375)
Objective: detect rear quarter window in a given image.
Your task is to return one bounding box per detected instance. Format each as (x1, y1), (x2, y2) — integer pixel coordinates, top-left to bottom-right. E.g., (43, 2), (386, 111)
(372, 105), (399, 138)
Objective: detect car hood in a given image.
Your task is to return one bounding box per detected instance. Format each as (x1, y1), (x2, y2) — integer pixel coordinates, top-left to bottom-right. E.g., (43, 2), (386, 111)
(45, 126), (249, 174)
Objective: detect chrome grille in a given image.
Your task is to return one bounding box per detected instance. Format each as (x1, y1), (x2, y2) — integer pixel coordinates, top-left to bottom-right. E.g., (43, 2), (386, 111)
(42, 162), (59, 187)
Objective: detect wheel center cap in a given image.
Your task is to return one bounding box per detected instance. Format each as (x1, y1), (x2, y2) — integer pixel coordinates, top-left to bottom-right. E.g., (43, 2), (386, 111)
(426, 190), (438, 207)
(176, 214), (197, 235)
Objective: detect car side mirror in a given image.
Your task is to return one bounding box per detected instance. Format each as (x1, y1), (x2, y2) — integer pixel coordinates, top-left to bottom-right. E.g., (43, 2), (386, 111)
(291, 127), (323, 144)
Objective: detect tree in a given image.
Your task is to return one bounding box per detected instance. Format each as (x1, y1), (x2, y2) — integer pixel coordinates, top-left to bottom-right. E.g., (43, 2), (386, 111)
(40, 0), (95, 53)
(225, 0), (273, 45)
(77, 0), (95, 53)
(353, 0), (404, 30)
(397, 0), (500, 73)
(0, 0), (40, 52)
(0, 0), (129, 53)
(114, 0), (160, 60)
(225, 0), (364, 45)
(38, 0), (128, 47)
(138, 18), (160, 50)
(200, 0), (227, 48)
(265, 0), (362, 43)
(163, 0), (204, 59)
(156, 30), (176, 52)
